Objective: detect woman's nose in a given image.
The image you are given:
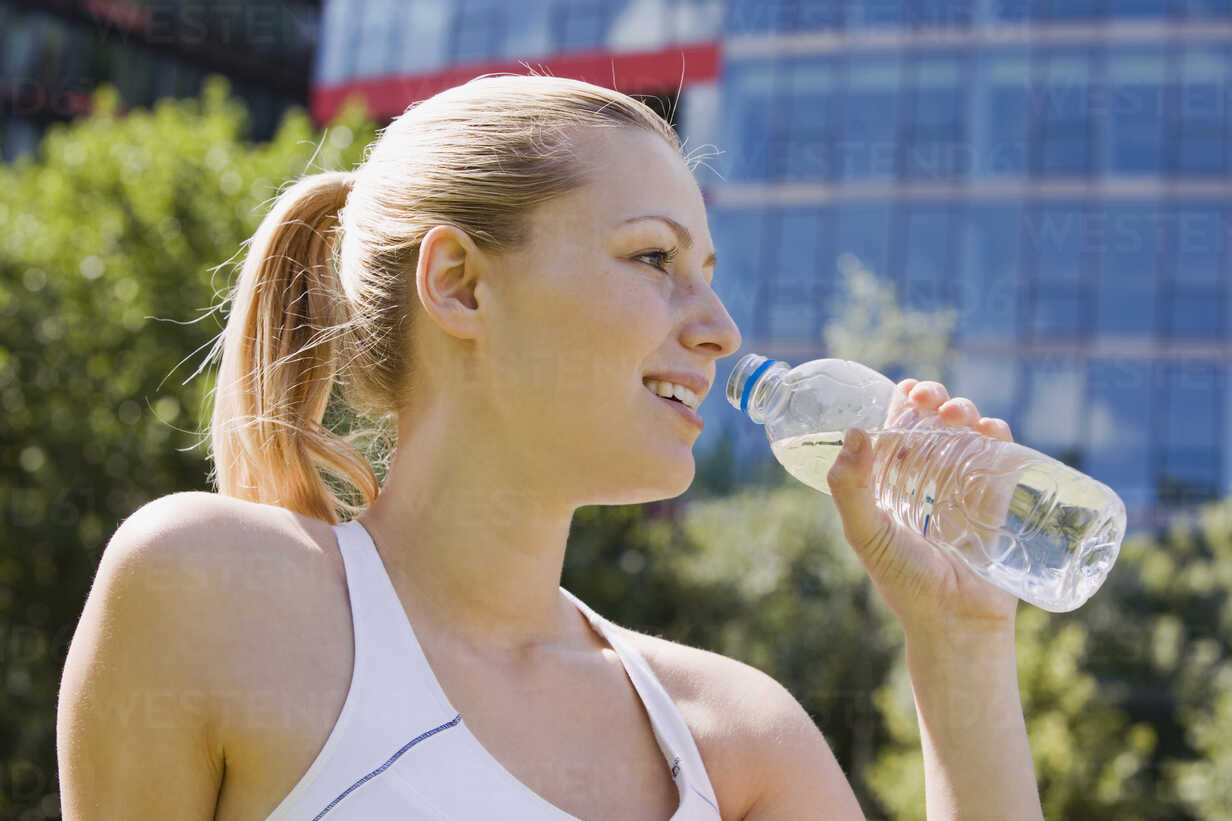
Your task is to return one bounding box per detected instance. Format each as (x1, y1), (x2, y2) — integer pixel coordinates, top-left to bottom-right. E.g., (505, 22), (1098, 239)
(682, 285), (742, 357)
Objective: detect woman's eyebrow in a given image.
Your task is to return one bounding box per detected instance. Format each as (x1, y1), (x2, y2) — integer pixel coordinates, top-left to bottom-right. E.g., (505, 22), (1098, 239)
(618, 215), (718, 269)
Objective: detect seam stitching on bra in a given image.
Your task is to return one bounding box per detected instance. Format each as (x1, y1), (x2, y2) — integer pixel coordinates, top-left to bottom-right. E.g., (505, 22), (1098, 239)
(310, 714), (463, 820)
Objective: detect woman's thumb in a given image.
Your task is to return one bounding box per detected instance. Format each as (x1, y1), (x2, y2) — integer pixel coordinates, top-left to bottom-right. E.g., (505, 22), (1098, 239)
(827, 427), (893, 559)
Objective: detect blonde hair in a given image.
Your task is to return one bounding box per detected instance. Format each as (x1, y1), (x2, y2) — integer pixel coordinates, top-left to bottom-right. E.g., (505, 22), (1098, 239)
(209, 74), (691, 524)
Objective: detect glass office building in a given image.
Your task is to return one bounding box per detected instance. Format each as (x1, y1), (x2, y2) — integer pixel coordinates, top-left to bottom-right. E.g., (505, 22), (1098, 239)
(311, 0), (1232, 533)
(0, 0), (321, 161)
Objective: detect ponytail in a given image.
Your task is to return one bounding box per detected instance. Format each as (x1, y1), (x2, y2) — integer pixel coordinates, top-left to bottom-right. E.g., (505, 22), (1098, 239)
(210, 171), (380, 524)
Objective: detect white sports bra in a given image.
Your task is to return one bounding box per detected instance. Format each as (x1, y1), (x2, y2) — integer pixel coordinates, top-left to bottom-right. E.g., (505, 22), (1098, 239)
(261, 519), (723, 820)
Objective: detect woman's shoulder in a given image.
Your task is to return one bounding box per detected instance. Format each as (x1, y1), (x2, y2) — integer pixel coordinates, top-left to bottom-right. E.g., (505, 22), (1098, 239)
(103, 491), (345, 623)
(607, 623), (815, 819)
(109, 491), (340, 568)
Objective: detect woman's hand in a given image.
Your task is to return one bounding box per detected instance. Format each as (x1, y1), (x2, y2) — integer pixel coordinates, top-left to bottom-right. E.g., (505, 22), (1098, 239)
(826, 378), (1020, 635)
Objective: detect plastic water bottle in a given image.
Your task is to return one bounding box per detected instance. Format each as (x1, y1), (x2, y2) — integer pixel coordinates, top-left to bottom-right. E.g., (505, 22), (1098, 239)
(726, 354), (1126, 613)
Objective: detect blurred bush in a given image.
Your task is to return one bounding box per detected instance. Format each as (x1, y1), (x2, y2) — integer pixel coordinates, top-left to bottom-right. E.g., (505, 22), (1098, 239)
(3, 73), (1227, 821)
(0, 76), (374, 817)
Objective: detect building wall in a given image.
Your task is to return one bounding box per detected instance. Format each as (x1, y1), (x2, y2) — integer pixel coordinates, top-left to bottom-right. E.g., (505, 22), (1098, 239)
(310, 0), (1232, 533)
(0, 0), (321, 161)
(710, 9), (1231, 533)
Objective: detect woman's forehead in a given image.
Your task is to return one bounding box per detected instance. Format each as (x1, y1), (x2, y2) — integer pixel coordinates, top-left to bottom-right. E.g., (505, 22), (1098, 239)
(567, 131), (706, 222)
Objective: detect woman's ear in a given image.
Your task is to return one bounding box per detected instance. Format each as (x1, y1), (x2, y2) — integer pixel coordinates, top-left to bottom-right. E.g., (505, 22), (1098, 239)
(416, 224), (485, 340)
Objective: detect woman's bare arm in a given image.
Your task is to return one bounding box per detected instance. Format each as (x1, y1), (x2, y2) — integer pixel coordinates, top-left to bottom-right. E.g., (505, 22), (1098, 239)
(906, 620), (1042, 821)
(823, 378), (1044, 821)
(57, 495), (225, 820)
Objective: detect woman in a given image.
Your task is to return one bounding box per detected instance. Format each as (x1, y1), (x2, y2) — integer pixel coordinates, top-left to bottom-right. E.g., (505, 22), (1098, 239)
(57, 74), (1043, 820)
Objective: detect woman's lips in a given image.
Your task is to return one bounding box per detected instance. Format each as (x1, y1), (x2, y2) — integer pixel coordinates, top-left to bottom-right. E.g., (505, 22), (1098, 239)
(650, 390), (704, 431)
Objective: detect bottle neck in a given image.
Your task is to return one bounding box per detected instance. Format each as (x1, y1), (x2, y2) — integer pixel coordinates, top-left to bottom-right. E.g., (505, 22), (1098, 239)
(742, 361), (790, 424)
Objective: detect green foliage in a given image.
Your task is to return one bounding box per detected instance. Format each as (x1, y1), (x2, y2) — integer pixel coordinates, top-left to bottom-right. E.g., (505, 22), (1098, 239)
(868, 603), (1159, 820)
(4, 72), (1228, 821)
(863, 498), (1232, 820)
(570, 477), (1232, 819)
(0, 76), (375, 815)
(1107, 501), (1232, 820)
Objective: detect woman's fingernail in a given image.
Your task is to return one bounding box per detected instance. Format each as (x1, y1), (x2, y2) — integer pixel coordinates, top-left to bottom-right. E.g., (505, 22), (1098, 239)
(845, 428), (863, 454)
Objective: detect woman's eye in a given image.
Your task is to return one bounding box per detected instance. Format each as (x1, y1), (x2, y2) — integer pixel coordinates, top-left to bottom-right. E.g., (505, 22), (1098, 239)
(634, 248), (678, 272)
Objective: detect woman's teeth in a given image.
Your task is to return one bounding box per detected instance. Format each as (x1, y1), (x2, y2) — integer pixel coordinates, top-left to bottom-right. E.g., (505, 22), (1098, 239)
(643, 379), (700, 410)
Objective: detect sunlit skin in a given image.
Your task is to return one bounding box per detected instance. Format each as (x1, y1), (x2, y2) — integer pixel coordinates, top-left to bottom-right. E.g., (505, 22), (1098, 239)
(356, 116), (1039, 817)
(358, 125), (740, 656)
(357, 120), (1020, 666)
(56, 117), (1042, 821)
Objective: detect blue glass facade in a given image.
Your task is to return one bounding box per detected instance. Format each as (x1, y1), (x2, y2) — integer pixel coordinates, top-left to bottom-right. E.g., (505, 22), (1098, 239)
(704, 12), (1232, 533)
(311, 0), (1232, 532)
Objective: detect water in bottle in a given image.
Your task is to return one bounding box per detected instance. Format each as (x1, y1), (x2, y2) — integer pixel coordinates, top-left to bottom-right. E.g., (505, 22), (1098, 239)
(727, 354), (1126, 613)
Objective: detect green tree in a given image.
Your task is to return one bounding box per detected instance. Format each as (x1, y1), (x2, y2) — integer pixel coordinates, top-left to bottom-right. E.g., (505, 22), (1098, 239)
(0, 77), (375, 816)
(867, 496), (1232, 820)
(823, 253), (959, 382)
(1112, 500), (1232, 820)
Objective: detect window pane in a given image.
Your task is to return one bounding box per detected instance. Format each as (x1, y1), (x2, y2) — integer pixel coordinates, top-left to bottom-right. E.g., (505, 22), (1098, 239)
(838, 56), (903, 180)
(2, 9), (42, 77)
(1021, 359), (1085, 456)
(1086, 360), (1153, 510)
(781, 58), (837, 181)
(718, 59), (782, 182)
(391, 0), (451, 73)
(1175, 49), (1229, 175)
(554, 0), (613, 52)
(1095, 204), (1161, 335)
(1032, 290), (1083, 336)
(845, 0), (906, 27)
(959, 203), (1022, 339)
(113, 44), (155, 107)
(1027, 203), (1089, 285)
(914, 0), (974, 25)
(453, 0), (506, 63)
(1171, 204), (1227, 338)
(1164, 363), (1219, 449)
(906, 55), (967, 179)
(971, 51), (1030, 176)
(1041, 0), (1103, 19)
(768, 209), (829, 340)
(1225, 364), (1232, 498)
(1159, 364), (1222, 505)
(1025, 202), (1094, 338)
(1172, 288), (1222, 338)
(58, 22), (90, 88)
(352, 0), (398, 78)
(502, 0), (551, 57)
(1037, 52), (1094, 174)
(984, 0), (1032, 21)
(951, 353), (1018, 422)
(832, 203), (893, 280)
(1173, 205), (1226, 286)
(796, 1), (844, 28)
(710, 208), (766, 336)
(1106, 0), (1170, 15)
(317, 0), (353, 81)
(1102, 51), (1165, 174)
(1181, 0), (1232, 16)
(900, 205), (956, 312)
(724, 0), (793, 33)
(1, 118), (41, 162)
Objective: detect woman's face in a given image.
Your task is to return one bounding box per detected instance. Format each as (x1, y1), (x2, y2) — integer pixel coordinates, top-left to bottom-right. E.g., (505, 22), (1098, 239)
(476, 125), (743, 507)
